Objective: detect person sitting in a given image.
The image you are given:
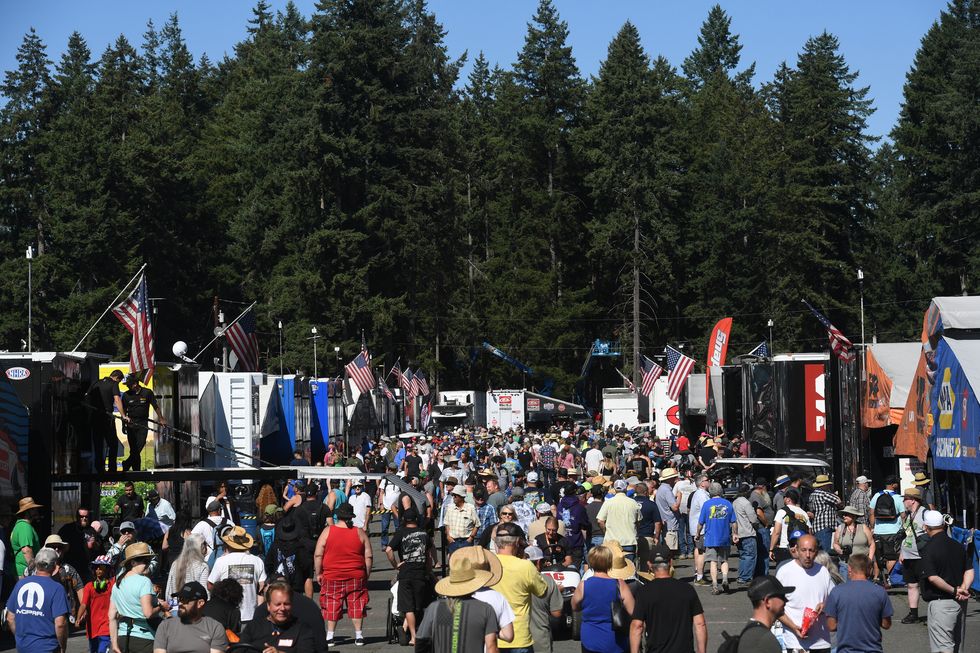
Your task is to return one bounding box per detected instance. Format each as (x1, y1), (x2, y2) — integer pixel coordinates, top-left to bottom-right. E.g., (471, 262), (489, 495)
(534, 517), (573, 570)
(239, 581), (318, 651)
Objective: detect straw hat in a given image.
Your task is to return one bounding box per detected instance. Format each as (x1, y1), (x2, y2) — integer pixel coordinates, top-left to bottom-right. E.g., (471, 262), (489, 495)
(601, 540), (636, 580)
(43, 534), (68, 549)
(450, 546), (502, 586)
(16, 497), (43, 514)
(903, 487), (923, 501)
(122, 542), (155, 565)
(221, 526), (256, 551)
(813, 474), (832, 488)
(589, 475), (610, 487)
(912, 472), (931, 487)
(659, 468), (679, 482)
(435, 555), (494, 597)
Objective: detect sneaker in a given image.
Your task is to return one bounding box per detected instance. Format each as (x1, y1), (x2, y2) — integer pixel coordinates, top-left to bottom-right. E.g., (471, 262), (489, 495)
(722, 583), (730, 594)
(901, 613), (919, 625)
(695, 577), (711, 586)
(711, 586), (722, 595)
(355, 636), (365, 646)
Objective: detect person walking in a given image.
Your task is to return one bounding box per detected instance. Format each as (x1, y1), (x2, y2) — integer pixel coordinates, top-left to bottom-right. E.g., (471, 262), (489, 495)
(775, 534), (835, 653)
(750, 477), (774, 576)
(444, 485), (480, 555)
(732, 483), (761, 584)
(629, 547), (706, 653)
(734, 575), (795, 653)
(207, 527), (266, 625)
(832, 506), (874, 580)
(77, 555), (116, 653)
(807, 475), (842, 553)
(109, 543), (171, 653)
(384, 507), (435, 645)
(696, 482), (738, 595)
(490, 521), (547, 653)
(919, 509), (974, 653)
(120, 373), (165, 471)
(769, 489), (811, 565)
(12, 496), (43, 579)
(314, 502), (372, 646)
(632, 482), (662, 572)
(824, 553), (893, 653)
(151, 581), (227, 653)
(654, 468), (682, 556)
(911, 472), (936, 510)
(165, 533), (209, 600)
(898, 486), (928, 624)
(572, 544), (635, 653)
(416, 550), (502, 653)
(849, 476), (872, 525)
(523, 546), (562, 653)
(5, 548), (70, 653)
(597, 480), (641, 563)
(868, 475), (904, 586)
(688, 475), (711, 585)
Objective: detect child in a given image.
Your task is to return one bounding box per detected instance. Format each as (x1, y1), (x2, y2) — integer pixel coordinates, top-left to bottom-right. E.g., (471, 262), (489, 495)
(76, 555), (114, 653)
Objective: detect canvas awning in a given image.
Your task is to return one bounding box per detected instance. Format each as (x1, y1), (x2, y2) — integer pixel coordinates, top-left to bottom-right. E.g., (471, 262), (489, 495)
(524, 391), (586, 421)
(925, 296), (980, 337)
(930, 338), (980, 472)
(869, 342), (922, 408)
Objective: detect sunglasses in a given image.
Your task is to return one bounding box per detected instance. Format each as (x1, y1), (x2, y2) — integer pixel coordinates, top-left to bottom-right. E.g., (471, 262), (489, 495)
(500, 511), (515, 516)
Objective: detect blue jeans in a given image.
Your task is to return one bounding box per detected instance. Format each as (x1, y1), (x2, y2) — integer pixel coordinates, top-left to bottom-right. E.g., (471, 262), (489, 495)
(447, 539), (472, 556)
(755, 528), (771, 577)
(677, 516), (692, 555)
(90, 636), (112, 653)
(737, 535), (757, 582)
(620, 544), (637, 565)
(815, 527), (834, 554)
(540, 468), (556, 489)
(503, 648), (533, 653)
(379, 511), (399, 548)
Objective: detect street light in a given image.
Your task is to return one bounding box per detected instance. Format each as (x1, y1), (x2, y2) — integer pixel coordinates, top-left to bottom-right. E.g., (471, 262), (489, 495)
(278, 321), (283, 377)
(767, 319), (774, 354)
(334, 345), (341, 361)
(25, 246), (33, 353)
(857, 269), (865, 347)
(309, 326), (321, 377)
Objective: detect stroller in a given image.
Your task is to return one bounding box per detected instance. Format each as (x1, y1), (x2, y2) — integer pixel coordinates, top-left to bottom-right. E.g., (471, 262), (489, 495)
(386, 581), (411, 645)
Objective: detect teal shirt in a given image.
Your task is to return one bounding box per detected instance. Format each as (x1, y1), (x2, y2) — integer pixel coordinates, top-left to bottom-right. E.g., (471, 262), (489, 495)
(111, 573), (155, 640)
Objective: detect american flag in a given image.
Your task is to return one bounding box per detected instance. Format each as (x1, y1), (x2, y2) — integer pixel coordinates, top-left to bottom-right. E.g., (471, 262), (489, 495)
(112, 274), (155, 381)
(345, 349), (376, 393)
(378, 377), (395, 401)
(802, 299), (855, 362)
(413, 370), (430, 397)
(665, 345), (695, 401)
(225, 309), (259, 372)
(748, 341), (770, 358)
(403, 368), (415, 397)
(616, 367), (636, 392)
(639, 355), (664, 396)
(390, 360), (406, 390)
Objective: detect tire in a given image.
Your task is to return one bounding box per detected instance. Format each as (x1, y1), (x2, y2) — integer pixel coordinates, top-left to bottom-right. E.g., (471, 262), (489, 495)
(572, 609), (582, 641)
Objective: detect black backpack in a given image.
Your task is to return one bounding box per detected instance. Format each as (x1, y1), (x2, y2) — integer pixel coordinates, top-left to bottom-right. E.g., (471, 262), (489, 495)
(717, 620), (768, 653)
(874, 491), (898, 522)
(784, 509), (810, 537)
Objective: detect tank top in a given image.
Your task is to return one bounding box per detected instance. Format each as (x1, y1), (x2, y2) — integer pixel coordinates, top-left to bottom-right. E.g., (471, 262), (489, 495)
(329, 488), (348, 520)
(580, 576), (624, 652)
(838, 524), (870, 557)
(320, 526), (366, 580)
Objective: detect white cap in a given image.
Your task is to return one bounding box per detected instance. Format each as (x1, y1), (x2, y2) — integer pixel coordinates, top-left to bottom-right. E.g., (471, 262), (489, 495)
(527, 471), (539, 483)
(923, 510), (945, 528)
(524, 545), (544, 561)
(613, 479), (628, 492)
(535, 502), (552, 513)
(856, 475), (871, 484)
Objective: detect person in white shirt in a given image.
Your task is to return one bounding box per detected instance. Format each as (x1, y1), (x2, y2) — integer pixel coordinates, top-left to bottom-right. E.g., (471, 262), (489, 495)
(770, 489), (813, 565)
(688, 474), (711, 583)
(207, 526), (267, 623)
(584, 444), (604, 475)
(349, 480), (373, 530)
(775, 534), (835, 652)
(190, 501), (226, 562)
(145, 489), (176, 527)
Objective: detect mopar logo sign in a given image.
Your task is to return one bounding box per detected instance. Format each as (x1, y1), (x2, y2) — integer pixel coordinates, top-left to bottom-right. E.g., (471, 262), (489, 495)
(16, 582), (45, 615)
(4, 367), (30, 381)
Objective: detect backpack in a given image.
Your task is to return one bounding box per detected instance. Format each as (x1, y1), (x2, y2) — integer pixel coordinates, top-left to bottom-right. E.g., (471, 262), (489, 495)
(200, 516), (230, 567)
(784, 509), (810, 537)
(717, 621), (768, 653)
(874, 491), (898, 522)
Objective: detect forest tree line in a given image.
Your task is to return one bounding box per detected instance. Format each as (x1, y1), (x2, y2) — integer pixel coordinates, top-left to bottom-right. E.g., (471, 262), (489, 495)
(1, 0), (978, 395)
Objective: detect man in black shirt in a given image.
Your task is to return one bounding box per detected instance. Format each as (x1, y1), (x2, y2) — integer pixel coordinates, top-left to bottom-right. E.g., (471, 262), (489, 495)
(630, 548), (707, 653)
(86, 369), (127, 472)
(114, 482), (144, 524)
(402, 446), (424, 477)
(735, 575), (794, 653)
(385, 508), (434, 645)
(120, 373), (165, 471)
(240, 581), (319, 652)
(252, 575), (327, 653)
(920, 510), (973, 653)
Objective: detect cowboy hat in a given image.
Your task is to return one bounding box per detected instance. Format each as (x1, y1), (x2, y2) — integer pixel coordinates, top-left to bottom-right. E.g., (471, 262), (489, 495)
(839, 505), (864, 519)
(16, 496), (43, 514)
(122, 542), (155, 565)
(602, 540), (637, 580)
(589, 475), (610, 487)
(903, 487), (923, 501)
(435, 555), (494, 597)
(912, 472), (931, 486)
(43, 534), (68, 549)
(813, 474), (832, 488)
(221, 526), (256, 551)
(450, 546), (503, 585)
(659, 468), (679, 482)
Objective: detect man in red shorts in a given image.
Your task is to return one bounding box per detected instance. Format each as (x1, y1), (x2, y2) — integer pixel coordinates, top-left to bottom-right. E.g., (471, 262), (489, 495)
(314, 502), (372, 646)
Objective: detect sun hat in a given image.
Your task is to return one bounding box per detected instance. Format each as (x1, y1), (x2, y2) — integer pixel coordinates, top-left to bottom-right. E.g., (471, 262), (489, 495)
(444, 476), (459, 486)
(747, 575), (795, 602)
(602, 540), (636, 580)
(122, 542), (155, 565)
(451, 486), (468, 498)
(43, 534), (68, 550)
(434, 555), (494, 597)
(903, 487), (923, 501)
(839, 506), (864, 518)
(923, 510), (944, 528)
(813, 474), (832, 488)
(774, 475), (791, 488)
(659, 468), (679, 482)
(16, 497), (43, 514)
(221, 526), (256, 551)
(451, 546), (503, 585)
(590, 475), (610, 487)
(912, 472), (931, 486)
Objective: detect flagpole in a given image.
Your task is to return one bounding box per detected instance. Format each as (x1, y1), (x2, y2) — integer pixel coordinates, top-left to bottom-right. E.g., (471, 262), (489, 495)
(387, 357), (401, 380)
(192, 301), (258, 361)
(71, 263), (147, 353)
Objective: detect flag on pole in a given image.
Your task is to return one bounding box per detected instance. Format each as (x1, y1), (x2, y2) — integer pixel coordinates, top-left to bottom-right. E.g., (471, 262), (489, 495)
(226, 309), (260, 372)
(378, 377), (395, 401)
(413, 370), (430, 397)
(802, 299), (855, 362)
(345, 350), (376, 393)
(665, 346), (695, 401)
(748, 341), (770, 358)
(403, 368), (415, 397)
(615, 368), (636, 392)
(639, 355), (663, 396)
(112, 274), (155, 381)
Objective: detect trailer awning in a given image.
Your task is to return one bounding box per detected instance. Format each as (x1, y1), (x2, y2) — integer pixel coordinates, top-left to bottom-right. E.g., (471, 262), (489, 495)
(869, 342), (922, 408)
(925, 296), (980, 337)
(524, 391), (586, 421)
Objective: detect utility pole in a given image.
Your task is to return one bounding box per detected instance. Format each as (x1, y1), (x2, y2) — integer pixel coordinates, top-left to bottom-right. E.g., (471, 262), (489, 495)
(25, 246), (33, 352)
(435, 330), (440, 397)
(632, 208), (641, 387)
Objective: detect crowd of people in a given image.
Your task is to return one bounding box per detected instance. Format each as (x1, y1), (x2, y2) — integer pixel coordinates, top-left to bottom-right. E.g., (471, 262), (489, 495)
(0, 423), (975, 653)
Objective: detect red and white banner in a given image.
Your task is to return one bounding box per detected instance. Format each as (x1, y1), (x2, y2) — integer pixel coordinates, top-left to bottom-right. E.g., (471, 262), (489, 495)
(705, 317), (733, 404)
(804, 363), (827, 442)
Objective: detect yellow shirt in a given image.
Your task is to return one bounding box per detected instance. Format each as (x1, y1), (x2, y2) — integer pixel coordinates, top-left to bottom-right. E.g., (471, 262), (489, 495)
(492, 553), (548, 648)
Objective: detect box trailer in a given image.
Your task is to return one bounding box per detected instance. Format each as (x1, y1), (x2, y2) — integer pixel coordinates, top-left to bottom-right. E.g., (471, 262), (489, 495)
(602, 387), (639, 429)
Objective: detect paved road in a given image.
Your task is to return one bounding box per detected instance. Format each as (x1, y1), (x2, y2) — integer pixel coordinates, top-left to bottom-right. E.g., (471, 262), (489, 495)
(3, 533), (976, 652)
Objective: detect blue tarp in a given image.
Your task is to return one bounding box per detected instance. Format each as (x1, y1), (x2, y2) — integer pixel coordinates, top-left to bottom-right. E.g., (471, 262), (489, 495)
(930, 338), (980, 473)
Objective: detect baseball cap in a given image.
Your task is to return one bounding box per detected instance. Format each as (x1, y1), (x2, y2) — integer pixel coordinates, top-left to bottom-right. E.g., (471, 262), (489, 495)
(613, 479), (628, 492)
(855, 475), (871, 484)
(535, 502), (551, 513)
(923, 510), (945, 528)
(527, 471), (539, 483)
(206, 499), (222, 512)
(119, 521), (136, 533)
(625, 476), (641, 486)
(173, 581), (208, 602)
(747, 575), (795, 602)
(524, 546), (544, 561)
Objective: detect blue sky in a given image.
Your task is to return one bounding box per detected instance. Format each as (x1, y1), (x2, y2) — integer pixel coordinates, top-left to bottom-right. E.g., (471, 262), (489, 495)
(1, 1), (948, 139)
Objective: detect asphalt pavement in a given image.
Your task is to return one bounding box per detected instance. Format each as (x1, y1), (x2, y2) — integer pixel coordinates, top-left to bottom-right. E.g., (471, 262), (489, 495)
(4, 532), (976, 652)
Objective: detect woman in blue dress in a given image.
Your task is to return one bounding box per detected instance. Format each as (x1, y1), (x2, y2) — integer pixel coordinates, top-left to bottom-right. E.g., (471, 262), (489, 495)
(571, 544), (636, 653)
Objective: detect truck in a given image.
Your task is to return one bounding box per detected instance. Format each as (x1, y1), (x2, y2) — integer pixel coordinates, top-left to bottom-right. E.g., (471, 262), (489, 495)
(602, 387), (639, 429)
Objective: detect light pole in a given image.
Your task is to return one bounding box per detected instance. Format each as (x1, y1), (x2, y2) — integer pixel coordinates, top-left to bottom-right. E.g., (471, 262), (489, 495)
(25, 245), (33, 352)
(309, 326), (320, 378)
(857, 269), (865, 347)
(278, 320), (283, 377)
(767, 318), (774, 354)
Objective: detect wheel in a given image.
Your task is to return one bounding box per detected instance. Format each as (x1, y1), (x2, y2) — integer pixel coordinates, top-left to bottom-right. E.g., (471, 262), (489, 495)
(572, 609), (582, 641)
(386, 598), (395, 643)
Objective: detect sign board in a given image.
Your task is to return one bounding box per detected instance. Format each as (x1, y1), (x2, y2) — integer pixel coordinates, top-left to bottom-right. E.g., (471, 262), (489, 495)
(804, 363), (827, 442)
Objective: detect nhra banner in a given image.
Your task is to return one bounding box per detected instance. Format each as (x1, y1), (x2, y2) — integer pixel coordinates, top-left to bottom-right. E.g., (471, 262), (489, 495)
(705, 317), (732, 405)
(930, 338), (980, 473)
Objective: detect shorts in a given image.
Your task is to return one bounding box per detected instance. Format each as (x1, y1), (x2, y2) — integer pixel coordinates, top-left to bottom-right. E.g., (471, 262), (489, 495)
(89, 636), (112, 653)
(901, 558), (921, 584)
(927, 599), (963, 653)
(663, 530), (679, 551)
(704, 547), (731, 563)
(397, 575), (432, 615)
(874, 533), (903, 561)
(319, 576), (369, 621)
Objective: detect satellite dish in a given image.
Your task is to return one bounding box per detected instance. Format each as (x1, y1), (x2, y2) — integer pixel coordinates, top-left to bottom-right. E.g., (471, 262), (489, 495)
(172, 341), (188, 358)
(214, 326), (224, 336)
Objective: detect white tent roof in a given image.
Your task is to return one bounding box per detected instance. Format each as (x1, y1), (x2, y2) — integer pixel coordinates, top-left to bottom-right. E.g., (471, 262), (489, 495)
(930, 296), (980, 331)
(945, 338), (980, 392)
(870, 342), (922, 407)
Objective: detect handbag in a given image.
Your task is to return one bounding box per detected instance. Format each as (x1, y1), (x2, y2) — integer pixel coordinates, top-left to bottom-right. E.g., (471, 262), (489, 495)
(610, 582), (632, 634)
